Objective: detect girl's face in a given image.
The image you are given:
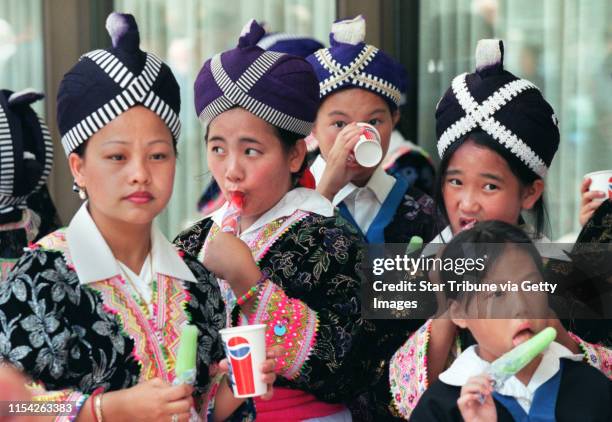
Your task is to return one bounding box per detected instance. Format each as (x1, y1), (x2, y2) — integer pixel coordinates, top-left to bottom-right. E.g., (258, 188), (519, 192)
(442, 140), (543, 234)
(207, 107), (305, 228)
(69, 106), (176, 227)
(313, 88), (399, 184)
(451, 246), (549, 362)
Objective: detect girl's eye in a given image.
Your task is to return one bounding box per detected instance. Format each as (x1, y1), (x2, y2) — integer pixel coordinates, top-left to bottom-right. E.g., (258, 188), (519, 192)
(210, 146), (225, 154)
(332, 121), (347, 129)
(245, 148), (260, 157)
(368, 118), (381, 126)
(447, 178), (462, 186)
(483, 183), (498, 192)
(107, 154), (125, 161)
(150, 153), (167, 160)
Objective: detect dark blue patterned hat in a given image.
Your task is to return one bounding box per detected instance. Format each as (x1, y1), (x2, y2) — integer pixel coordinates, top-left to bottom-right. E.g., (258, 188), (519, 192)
(0, 89), (53, 213)
(57, 12), (181, 156)
(257, 32), (324, 58)
(194, 19), (319, 137)
(306, 15), (404, 109)
(435, 39), (559, 178)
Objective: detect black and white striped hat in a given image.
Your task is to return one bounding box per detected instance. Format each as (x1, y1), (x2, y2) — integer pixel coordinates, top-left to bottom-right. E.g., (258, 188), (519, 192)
(435, 40), (560, 178)
(57, 12), (181, 156)
(0, 89), (53, 214)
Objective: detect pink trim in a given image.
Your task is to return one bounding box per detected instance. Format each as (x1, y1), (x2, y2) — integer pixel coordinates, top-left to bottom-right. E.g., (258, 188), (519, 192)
(254, 387), (345, 421)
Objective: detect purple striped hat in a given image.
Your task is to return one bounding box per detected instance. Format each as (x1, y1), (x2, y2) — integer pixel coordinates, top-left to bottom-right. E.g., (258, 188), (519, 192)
(57, 12), (181, 156)
(306, 15), (405, 109)
(194, 19), (319, 137)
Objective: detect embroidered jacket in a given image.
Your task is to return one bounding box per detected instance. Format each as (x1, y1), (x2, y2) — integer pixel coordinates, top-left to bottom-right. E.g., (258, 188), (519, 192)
(0, 229), (225, 421)
(174, 210), (382, 406)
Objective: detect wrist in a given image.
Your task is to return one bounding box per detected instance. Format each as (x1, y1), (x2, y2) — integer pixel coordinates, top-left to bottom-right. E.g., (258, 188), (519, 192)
(98, 390), (124, 422)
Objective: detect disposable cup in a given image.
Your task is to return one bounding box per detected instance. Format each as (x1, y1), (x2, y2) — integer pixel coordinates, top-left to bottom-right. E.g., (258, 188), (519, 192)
(354, 122), (383, 168)
(585, 170), (612, 202)
(219, 324), (267, 398)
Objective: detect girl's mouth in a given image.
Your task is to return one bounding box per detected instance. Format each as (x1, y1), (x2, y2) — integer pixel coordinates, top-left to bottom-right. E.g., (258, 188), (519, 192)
(459, 217), (477, 231)
(512, 323), (534, 346)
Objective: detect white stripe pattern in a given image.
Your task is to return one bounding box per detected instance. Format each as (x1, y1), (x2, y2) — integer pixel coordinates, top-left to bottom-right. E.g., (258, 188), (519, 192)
(0, 112), (53, 211)
(437, 73), (548, 178)
(61, 49), (181, 155)
(256, 33), (316, 50)
(314, 44), (401, 106)
(199, 51), (314, 136)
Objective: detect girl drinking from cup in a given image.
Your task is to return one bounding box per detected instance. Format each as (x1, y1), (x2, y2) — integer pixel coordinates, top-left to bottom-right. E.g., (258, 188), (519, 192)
(0, 13), (275, 422)
(174, 20), (384, 421)
(390, 39), (612, 419)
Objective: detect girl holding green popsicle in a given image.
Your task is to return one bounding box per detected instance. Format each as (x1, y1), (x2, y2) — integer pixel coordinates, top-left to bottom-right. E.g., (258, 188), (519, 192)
(0, 13), (277, 422)
(409, 222), (611, 422)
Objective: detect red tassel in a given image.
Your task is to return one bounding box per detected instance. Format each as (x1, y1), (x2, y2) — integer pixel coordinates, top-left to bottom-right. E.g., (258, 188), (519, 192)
(298, 168), (316, 189)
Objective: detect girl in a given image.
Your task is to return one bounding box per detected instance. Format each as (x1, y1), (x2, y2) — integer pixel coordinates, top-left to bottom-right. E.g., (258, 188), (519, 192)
(305, 15), (436, 245)
(0, 89), (56, 279)
(174, 20), (382, 421)
(0, 13), (275, 422)
(410, 221), (611, 422)
(303, 16), (436, 419)
(390, 39), (612, 419)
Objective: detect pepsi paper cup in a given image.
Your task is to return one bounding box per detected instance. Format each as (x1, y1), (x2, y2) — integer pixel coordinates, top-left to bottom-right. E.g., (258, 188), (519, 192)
(354, 122), (383, 168)
(219, 324), (267, 398)
(585, 170), (612, 203)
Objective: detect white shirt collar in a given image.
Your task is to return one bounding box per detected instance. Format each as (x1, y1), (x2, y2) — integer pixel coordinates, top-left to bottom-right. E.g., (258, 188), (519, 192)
(310, 155), (396, 205)
(210, 187), (334, 237)
(66, 203), (196, 284)
(423, 225), (568, 260)
(439, 341), (583, 412)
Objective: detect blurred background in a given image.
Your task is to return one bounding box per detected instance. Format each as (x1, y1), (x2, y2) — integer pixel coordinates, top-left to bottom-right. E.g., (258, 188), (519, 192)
(0, 0), (610, 240)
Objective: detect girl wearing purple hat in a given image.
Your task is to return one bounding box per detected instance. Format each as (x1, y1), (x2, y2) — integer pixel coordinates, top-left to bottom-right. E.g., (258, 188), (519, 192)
(389, 39), (612, 419)
(0, 13), (277, 422)
(175, 19), (386, 421)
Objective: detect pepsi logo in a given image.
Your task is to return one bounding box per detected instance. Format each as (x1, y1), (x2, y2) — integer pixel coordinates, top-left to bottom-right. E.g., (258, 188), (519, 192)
(227, 336), (251, 360)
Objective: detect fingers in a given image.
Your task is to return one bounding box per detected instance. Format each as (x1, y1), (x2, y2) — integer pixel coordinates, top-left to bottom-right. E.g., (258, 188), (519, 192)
(460, 375), (493, 397)
(580, 177), (591, 194)
(164, 397), (193, 416)
(261, 383), (274, 400)
(163, 383), (194, 402)
(581, 189), (606, 206)
(218, 358), (229, 374)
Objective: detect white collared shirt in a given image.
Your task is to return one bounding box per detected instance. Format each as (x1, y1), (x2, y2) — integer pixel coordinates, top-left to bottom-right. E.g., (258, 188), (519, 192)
(423, 225), (569, 261)
(66, 203), (196, 304)
(439, 341), (583, 413)
(310, 155), (396, 233)
(210, 187), (334, 238)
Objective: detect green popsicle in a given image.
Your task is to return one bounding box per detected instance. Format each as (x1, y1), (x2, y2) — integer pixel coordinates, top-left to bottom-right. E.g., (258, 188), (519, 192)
(406, 236), (424, 255)
(487, 326), (557, 385)
(175, 324), (198, 385)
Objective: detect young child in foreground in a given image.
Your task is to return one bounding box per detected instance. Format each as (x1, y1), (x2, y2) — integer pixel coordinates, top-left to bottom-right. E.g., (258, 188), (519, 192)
(410, 221), (612, 422)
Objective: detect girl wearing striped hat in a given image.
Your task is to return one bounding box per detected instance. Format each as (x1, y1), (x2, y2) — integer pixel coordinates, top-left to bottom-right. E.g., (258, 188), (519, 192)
(0, 89), (57, 279)
(175, 19), (384, 421)
(389, 39), (612, 420)
(0, 13), (276, 422)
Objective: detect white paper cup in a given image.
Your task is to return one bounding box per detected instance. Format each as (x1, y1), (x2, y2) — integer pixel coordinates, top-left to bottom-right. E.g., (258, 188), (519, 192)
(354, 122), (383, 168)
(219, 324), (267, 398)
(585, 170), (612, 202)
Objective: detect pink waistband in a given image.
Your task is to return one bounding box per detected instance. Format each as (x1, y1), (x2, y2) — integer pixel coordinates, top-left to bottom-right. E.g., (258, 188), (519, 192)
(254, 387), (346, 421)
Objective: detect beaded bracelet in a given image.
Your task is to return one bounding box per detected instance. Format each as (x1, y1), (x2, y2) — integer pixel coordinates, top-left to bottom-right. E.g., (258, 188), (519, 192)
(231, 270), (269, 326)
(236, 270), (269, 306)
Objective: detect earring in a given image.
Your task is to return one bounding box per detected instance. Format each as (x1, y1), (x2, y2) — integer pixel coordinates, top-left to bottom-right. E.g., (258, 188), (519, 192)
(78, 187), (87, 200)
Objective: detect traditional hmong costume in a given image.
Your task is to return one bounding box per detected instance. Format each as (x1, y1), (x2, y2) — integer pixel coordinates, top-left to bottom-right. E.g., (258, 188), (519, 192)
(178, 20), (386, 421)
(0, 89), (55, 279)
(197, 30), (325, 216)
(306, 16), (436, 246)
(390, 40), (612, 420)
(409, 342), (611, 422)
(0, 12), (225, 421)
